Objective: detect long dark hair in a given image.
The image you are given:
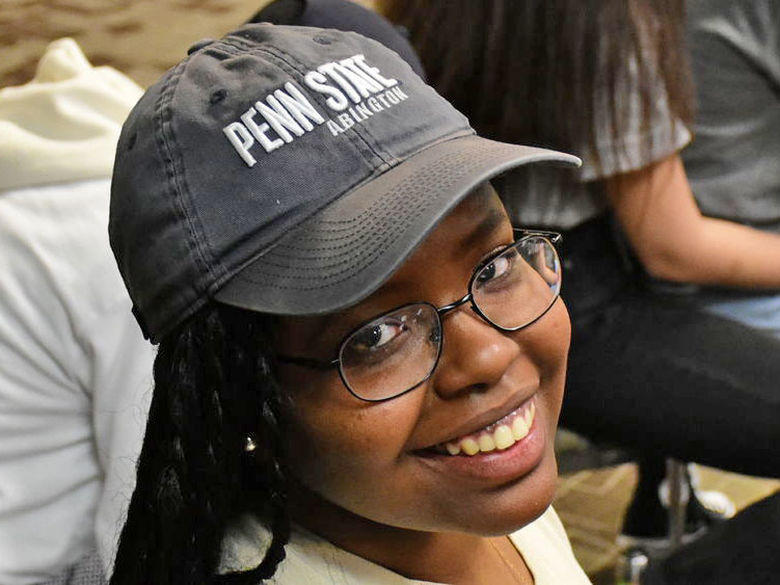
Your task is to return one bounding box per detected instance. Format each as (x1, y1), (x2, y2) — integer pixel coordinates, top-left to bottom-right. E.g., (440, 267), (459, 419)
(379, 0), (694, 174)
(110, 304), (290, 585)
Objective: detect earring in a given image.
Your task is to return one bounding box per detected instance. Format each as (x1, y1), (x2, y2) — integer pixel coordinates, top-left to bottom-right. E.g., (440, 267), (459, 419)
(245, 434), (258, 453)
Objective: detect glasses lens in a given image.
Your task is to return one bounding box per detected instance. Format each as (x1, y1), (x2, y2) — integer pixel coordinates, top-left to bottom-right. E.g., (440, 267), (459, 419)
(472, 236), (561, 330)
(339, 304), (441, 401)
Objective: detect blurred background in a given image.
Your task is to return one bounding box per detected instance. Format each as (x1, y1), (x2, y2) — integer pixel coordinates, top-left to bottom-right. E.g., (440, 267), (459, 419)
(1, 1), (778, 583)
(0, 0), (367, 88)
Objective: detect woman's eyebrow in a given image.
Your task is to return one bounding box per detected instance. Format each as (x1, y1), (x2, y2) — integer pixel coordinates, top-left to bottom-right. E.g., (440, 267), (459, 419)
(303, 208), (507, 347)
(459, 207), (507, 254)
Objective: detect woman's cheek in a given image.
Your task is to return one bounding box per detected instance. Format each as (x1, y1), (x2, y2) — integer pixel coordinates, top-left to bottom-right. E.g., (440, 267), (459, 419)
(544, 300), (570, 421)
(283, 397), (419, 496)
(521, 299), (570, 423)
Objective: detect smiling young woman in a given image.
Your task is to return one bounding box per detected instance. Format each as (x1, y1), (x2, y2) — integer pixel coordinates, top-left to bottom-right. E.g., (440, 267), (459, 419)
(107, 23), (588, 585)
(272, 187), (570, 584)
(380, 0), (780, 554)
(276, 184), (570, 554)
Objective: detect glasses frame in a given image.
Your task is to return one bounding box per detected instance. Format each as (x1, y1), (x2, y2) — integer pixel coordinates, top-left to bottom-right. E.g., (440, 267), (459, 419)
(276, 229), (562, 402)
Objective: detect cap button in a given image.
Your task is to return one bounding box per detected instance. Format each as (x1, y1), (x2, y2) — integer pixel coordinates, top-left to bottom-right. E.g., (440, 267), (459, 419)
(187, 38), (215, 55)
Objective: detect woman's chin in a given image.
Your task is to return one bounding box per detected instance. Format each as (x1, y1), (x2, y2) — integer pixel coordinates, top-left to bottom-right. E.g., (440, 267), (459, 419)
(442, 449), (560, 537)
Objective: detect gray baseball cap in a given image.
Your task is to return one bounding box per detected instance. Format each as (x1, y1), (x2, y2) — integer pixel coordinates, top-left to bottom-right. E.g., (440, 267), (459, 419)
(110, 23), (579, 343)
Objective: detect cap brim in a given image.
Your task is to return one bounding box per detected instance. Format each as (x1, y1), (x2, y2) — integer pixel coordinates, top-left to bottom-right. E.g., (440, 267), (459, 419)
(214, 134), (580, 316)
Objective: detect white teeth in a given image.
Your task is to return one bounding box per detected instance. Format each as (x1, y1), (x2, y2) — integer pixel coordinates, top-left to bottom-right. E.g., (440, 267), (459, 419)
(478, 434), (496, 452)
(511, 415), (529, 440)
(461, 438), (480, 456)
(524, 402), (535, 427)
(441, 401), (536, 457)
(494, 425), (514, 450)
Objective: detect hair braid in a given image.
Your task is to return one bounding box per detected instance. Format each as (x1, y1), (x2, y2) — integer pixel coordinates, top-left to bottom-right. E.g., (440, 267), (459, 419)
(110, 305), (291, 585)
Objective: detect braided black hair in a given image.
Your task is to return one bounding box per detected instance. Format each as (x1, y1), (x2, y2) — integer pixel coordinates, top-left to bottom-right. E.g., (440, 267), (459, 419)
(110, 304), (291, 585)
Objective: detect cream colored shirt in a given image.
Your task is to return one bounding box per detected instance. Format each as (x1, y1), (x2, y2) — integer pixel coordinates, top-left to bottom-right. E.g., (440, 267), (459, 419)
(219, 506), (592, 584)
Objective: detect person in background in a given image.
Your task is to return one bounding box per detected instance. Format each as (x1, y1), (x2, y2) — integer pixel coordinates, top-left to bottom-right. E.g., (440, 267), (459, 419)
(248, 0), (425, 80)
(378, 0), (780, 552)
(682, 0), (780, 338)
(0, 39), (154, 584)
(107, 22), (590, 585)
(641, 490), (780, 584)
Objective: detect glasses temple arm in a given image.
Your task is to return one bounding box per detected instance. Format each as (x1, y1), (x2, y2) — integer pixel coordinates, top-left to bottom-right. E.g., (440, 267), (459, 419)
(276, 354), (339, 370)
(512, 228), (562, 245)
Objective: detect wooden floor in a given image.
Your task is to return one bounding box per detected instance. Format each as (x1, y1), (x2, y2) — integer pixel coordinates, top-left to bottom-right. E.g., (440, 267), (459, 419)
(0, 0), (360, 89)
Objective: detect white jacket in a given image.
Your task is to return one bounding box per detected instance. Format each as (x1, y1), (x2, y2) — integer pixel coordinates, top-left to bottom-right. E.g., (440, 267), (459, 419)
(0, 38), (154, 584)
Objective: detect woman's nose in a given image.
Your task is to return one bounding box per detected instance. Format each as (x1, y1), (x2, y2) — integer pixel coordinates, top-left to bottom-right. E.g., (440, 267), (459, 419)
(431, 308), (520, 400)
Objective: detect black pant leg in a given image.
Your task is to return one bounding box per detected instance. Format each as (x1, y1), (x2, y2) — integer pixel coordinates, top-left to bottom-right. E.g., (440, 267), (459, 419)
(561, 290), (780, 478)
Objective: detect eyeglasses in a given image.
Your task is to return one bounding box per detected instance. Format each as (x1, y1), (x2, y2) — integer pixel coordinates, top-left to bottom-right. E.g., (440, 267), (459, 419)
(277, 230), (563, 402)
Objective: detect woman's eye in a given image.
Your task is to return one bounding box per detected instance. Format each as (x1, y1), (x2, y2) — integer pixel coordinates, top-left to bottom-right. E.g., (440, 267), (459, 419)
(351, 319), (407, 351)
(477, 253), (512, 286)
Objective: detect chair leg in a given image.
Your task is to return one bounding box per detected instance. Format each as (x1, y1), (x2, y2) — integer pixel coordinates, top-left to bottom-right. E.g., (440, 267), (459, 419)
(665, 458), (687, 549)
(616, 459), (690, 584)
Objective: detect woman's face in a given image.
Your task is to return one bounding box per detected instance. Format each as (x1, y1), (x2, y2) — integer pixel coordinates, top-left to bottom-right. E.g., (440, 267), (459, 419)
(276, 185), (570, 537)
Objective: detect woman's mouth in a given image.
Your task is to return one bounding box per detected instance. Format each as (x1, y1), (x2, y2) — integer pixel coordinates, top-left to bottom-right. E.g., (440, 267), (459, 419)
(425, 399), (536, 457)
(413, 396), (547, 484)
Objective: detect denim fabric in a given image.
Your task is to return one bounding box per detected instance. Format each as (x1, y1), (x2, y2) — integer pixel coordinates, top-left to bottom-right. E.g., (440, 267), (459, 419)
(701, 294), (780, 340)
(557, 213), (780, 478)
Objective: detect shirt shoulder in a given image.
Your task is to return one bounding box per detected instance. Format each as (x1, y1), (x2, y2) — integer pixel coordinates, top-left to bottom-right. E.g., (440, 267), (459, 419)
(221, 509), (591, 585)
(510, 506), (593, 585)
